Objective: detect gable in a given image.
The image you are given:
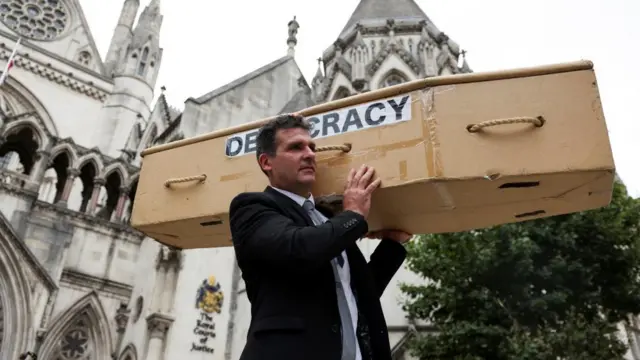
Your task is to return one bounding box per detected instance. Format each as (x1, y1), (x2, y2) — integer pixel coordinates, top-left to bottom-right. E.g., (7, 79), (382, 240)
(181, 56), (308, 138)
(0, 209), (57, 293)
(0, 0), (106, 76)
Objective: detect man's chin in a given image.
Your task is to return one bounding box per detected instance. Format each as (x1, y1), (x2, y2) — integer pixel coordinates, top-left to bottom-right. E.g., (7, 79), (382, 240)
(298, 174), (316, 185)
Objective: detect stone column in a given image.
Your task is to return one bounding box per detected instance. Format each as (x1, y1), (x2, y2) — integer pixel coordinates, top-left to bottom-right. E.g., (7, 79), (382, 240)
(24, 149), (51, 192)
(113, 302), (131, 358)
(39, 290), (58, 329)
(151, 247), (168, 313)
(145, 313), (174, 360)
(87, 177), (105, 214)
(161, 264), (175, 314)
(56, 168), (80, 207)
(160, 249), (182, 314)
(113, 186), (129, 222)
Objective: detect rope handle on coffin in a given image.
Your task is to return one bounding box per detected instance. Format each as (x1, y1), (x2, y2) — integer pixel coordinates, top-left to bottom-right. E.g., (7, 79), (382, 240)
(466, 116), (545, 133)
(162, 143), (350, 188)
(315, 143), (352, 153)
(164, 174), (207, 188)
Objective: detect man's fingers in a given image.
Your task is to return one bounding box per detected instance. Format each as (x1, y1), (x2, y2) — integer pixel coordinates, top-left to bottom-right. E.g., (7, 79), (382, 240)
(352, 164), (368, 187)
(365, 177), (382, 194)
(345, 168), (356, 188)
(358, 166), (375, 188)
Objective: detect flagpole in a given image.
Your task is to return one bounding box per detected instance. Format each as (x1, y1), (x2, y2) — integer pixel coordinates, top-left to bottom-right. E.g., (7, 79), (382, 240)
(0, 37), (22, 87)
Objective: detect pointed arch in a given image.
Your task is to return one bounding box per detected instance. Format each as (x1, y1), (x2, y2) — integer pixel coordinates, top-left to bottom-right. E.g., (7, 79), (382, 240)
(103, 162), (129, 183)
(0, 216), (34, 360)
(49, 143), (79, 166)
(38, 291), (114, 360)
(0, 123), (42, 174)
(326, 70), (353, 101)
(332, 86), (351, 100)
(370, 53), (417, 91)
(137, 46), (150, 76)
(378, 69), (409, 89)
(2, 118), (49, 151)
(125, 172), (139, 190)
(118, 343), (138, 360)
(76, 153), (104, 173)
(4, 77), (59, 137)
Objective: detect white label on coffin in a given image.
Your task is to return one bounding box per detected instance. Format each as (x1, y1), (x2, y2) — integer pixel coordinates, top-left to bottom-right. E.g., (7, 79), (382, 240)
(224, 94), (412, 158)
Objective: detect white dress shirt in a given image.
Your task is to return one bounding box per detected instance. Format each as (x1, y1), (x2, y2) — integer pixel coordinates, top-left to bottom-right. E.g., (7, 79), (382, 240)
(270, 186), (362, 360)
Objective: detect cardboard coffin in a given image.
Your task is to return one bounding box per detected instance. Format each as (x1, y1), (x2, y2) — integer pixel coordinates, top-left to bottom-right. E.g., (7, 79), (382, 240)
(131, 60), (615, 249)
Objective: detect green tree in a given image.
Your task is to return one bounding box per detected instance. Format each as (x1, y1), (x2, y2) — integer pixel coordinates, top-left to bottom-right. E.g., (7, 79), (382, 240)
(401, 181), (640, 360)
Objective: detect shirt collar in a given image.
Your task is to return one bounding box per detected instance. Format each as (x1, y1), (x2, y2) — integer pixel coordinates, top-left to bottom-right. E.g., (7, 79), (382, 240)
(270, 186), (314, 207)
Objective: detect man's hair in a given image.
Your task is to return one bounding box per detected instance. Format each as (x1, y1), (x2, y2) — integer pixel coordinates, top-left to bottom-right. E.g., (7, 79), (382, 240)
(255, 114), (311, 161)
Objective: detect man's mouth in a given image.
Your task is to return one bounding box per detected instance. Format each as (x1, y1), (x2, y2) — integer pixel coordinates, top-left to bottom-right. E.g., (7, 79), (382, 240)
(300, 166), (315, 173)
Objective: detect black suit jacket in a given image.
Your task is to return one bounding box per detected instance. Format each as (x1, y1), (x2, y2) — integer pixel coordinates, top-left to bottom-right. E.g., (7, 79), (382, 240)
(229, 186), (407, 360)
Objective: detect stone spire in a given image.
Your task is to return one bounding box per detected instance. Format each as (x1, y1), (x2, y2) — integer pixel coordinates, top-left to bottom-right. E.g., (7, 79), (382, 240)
(104, 0), (140, 75)
(128, 0), (163, 87)
(312, 57), (325, 101)
(134, 0), (163, 42)
(287, 16), (299, 57)
(338, 0), (430, 38)
(95, 0), (164, 157)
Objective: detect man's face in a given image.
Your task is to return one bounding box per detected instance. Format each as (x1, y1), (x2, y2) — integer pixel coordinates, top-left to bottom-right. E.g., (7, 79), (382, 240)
(259, 127), (317, 193)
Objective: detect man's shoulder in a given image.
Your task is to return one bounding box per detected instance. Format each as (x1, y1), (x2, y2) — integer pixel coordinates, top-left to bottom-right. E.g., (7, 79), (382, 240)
(229, 191), (279, 211)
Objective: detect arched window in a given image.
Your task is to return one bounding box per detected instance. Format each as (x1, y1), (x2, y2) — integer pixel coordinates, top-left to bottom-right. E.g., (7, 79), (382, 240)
(333, 87), (350, 100)
(137, 47), (149, 76)
(53, 316), (92, 360)
(379, 72), (408, 89)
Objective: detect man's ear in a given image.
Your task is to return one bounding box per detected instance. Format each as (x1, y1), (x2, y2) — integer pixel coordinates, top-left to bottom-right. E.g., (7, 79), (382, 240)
(258, 153), (272, 173)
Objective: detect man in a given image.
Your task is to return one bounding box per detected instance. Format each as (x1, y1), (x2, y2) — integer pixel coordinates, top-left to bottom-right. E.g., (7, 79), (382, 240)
(229, 114), (412, 360)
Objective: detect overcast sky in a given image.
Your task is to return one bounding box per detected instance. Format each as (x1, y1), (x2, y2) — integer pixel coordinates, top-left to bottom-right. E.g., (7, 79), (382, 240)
(82, 0), (639, 198)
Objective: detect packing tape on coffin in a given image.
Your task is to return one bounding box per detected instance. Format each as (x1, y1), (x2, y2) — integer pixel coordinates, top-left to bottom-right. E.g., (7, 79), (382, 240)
(418, 87), (453, 209)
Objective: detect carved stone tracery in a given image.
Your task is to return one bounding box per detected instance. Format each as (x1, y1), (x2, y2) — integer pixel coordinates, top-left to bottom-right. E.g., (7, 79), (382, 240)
(0, 0), (70, 41)
(54, 316), (92, 360)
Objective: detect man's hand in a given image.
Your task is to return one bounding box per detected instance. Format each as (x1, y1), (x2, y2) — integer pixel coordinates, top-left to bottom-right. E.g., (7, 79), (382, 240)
(366, 229), (413, 244)
(342, 164), (381, 219)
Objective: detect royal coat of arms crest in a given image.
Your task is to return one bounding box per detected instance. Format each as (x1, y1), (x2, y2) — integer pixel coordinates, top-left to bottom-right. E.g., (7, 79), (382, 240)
(195, 275), (224, 314)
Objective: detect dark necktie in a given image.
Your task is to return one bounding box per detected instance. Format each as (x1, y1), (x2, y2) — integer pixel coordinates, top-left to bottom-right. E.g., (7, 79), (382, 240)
(302, 200), (345, 267)
(302, 199), (357, 360)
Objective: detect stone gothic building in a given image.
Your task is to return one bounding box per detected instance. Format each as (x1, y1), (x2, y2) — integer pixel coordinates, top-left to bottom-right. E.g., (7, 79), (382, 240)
(0, 0), (637, 360)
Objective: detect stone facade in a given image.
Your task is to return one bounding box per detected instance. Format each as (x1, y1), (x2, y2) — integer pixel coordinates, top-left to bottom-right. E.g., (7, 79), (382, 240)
(1, 1), (637, 360)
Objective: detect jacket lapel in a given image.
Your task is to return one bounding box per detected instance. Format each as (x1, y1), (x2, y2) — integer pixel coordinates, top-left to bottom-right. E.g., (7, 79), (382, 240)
(263, 186), (314, 226)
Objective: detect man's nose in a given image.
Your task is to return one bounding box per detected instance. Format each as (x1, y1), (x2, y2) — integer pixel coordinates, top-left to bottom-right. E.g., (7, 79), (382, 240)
(303, 146), (316, 159)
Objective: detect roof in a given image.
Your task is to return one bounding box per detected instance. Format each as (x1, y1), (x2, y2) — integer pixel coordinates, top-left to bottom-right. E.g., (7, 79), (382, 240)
(279, 88), (316, 114)
(339, 0), (431, 37)
(187, 55), (294, 104)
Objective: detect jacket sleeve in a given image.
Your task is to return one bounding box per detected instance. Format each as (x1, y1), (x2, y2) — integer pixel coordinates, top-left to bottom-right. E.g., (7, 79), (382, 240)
(229, 192), (369, 271)
(367, 239), (407, 297)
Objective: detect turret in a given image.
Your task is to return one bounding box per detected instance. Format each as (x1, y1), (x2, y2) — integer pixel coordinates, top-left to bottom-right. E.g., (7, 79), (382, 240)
(126, 0), (163, 87)
(104, 0), (140, 76)
(95, 0), (164, 158)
